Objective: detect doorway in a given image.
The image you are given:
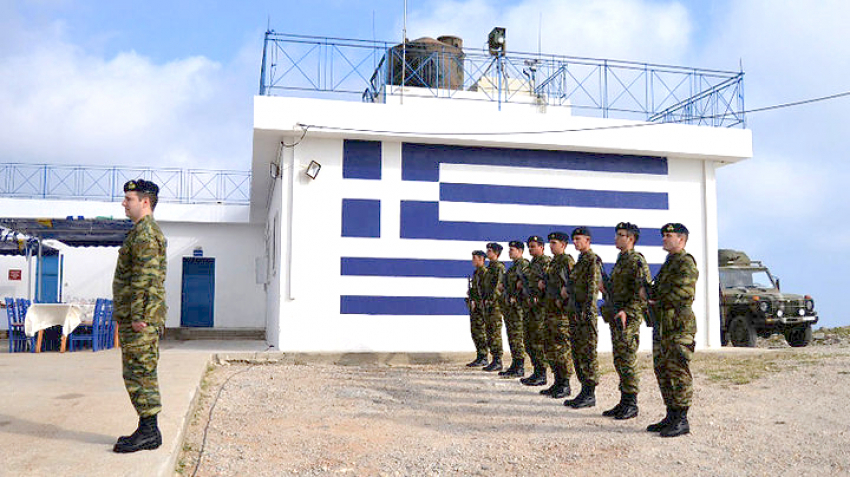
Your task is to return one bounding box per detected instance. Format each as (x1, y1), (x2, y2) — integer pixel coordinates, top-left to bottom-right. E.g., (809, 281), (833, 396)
(180, 257), (215, 327)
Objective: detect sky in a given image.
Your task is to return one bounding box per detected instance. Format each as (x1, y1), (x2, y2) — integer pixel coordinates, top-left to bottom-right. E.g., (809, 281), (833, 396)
(2, 0), (848, 329)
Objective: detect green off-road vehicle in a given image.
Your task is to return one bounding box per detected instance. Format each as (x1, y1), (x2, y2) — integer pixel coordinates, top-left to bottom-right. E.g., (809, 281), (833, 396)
(719, 249), (817, 347)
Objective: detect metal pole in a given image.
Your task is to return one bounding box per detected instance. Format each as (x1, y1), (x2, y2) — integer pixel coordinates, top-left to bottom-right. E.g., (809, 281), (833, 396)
(401, 0), (407, 105)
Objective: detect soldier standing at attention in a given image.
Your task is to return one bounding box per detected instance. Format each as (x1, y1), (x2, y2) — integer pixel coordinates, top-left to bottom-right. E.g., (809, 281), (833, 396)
(465, 250), (489, 367)
(540, 232), (575, 399)
(563, 227), (602, 409)
(112, 179), (167, 453)
(520, 236), (551, 386)
(481, 243), (506, 372)
(601, 222), (651, 419)
(499, 241), (530, 378)
(647, 223), (699, 437)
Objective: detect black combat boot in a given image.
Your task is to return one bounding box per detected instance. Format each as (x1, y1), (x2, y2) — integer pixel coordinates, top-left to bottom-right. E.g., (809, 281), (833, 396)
(646, 407), (674, 432)
(660, 407), (690, 437)
(602, 393), (626, 417)
(466, 354), (489, 367)
(614, 393), (638, 420)
(564, 384), (595, 408)
(540, 368), (561, 395)
(114, 414), (162, 453)
(549, 377), (571, 399)
(482, 356), (502, 372)
(498, 358), (518, 376)
(522, 365), (547, 386)
(500, 358), (524, 378)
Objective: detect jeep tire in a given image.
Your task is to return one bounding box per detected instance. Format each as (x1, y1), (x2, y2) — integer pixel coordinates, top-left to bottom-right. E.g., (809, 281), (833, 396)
(729, 315), (756, 347)
(784, 324), (812, 348)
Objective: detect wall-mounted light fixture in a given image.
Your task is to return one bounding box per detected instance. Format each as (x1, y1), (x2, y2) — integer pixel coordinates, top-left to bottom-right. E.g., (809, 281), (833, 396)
(305, 160), (322, 179)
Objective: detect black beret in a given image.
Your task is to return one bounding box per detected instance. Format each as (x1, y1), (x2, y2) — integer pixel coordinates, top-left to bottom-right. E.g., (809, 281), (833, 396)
(661, 223), (689, 235)
(508, 240), (525, 250)
(548, 231), (568, 242)
(486, 242), (503, 254)
(571, 226), (592, 238)
(124, 179), (159, 195)
(527, 235), (544, 245)
(472, 250), (486, 258)
(616, 222), (641, 239)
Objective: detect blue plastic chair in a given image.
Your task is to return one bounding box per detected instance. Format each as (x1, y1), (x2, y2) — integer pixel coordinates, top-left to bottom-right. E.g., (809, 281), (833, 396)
(5, 297), (34, 353)
(96, 299), (115, 350)
(69, 299), (101, 352)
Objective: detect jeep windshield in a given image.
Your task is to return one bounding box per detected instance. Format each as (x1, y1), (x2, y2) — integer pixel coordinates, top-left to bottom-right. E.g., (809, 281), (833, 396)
(719, 269), (776, 289)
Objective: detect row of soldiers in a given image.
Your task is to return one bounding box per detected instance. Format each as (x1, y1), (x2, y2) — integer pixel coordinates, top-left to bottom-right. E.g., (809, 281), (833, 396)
(465, 222), (698, 438)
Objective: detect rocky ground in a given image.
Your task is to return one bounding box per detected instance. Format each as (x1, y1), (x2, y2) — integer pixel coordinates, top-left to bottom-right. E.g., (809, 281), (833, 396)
(176, 328), (850, 477)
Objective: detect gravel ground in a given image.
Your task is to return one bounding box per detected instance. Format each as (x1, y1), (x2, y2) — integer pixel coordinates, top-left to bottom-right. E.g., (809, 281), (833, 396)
(177, 340), (850, 477)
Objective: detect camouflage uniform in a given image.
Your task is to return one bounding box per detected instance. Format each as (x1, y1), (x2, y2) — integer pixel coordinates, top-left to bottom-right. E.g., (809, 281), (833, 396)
(113, 215), (168, 418)
(650, 250), (699, 409)
(543, 253), (575, 380)
(482, 259), (505, 358)
(466, 265), (488, 356)
(603, 249), (651, 394)
(524, 254), (551, 371)
(568, 249), (602, 388)
(502, 256), (530, 362)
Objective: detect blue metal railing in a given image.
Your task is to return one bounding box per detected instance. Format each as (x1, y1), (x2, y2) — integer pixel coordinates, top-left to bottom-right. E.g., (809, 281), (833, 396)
(0, 164), (251, 205)
(260, 32), (745, 128)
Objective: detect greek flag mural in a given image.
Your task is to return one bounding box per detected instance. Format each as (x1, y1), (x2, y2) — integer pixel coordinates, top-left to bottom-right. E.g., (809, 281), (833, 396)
(339, 140), (669, 316)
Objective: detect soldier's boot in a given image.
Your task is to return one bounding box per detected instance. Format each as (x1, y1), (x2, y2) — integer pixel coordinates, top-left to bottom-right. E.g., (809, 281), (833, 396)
(482, 356), (503, 372)
(602, 393), (626, 417)
(646, 407), (674, 432)
(522, 365), (547, 386)
(564, 384), (595, 408)
(614, 393), (639, 420)
(660, 407), (690, 437)
(540, 368), (561, 395)
(500, 358), (524, 378)
(549, 377), (571, 399)
(498, 358), (519, 376)
(114, 414), (162, 453)
(116, 417), (142, 445)
(466, 353), (489, 367)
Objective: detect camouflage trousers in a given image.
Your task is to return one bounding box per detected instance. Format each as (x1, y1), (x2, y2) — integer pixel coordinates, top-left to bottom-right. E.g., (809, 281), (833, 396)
(469, 307), (488, 356)
(652, 325), (695, 409)
(568, 303), (599, 387)
(502, 300), (526, 360)
(523, 300), (547, 368)
(609, 313), (642, 394)
(543, 300), (574, 379)
(119, 323), (162, 418)
(484, 303), (503, 357)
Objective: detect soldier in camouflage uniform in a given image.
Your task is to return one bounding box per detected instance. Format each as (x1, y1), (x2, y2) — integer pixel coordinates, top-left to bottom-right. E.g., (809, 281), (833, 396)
(647, 223), (699, 438)
(465, 250), (489, 367)
(112, 179), (168, 453)
(520, 235), (551, 386)
(601, 222), (651, 420)
(499, 241), (530, 378)
(540, 232), (575, 399)
(481, 243), (506, 372)
(563, 227), (602, 409)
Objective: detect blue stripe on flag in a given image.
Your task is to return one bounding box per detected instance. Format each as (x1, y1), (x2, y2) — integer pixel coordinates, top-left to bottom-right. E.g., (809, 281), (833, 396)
(340, 296), (468, 315)
(440, 183), (669, 209)
(399, 201), (664, 246)
(341, 258), (470, 278)
(402, 143), (668, 182)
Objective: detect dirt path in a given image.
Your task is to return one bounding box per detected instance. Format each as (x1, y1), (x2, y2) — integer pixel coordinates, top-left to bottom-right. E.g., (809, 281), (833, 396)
(177, 345), (850, 477)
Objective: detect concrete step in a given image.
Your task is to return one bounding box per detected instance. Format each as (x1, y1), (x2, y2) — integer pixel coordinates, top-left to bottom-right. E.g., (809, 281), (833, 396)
(164, 327), (265, 341)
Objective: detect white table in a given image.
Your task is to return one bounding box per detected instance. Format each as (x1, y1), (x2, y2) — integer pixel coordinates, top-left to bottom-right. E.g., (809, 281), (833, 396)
(24, 304), (87, 353)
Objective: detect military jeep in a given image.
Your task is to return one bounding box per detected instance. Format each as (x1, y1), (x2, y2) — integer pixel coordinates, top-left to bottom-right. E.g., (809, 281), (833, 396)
(719, 249), (817, 347)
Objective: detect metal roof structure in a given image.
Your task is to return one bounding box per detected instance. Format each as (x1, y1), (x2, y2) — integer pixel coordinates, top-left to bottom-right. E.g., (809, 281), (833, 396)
(0, 218), (133, 247)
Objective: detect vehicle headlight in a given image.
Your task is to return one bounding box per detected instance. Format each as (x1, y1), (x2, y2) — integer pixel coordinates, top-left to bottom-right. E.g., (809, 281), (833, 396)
(805, 299), (814, 312)
(759, 301), (770, 313)
(798, 308), (805, 316)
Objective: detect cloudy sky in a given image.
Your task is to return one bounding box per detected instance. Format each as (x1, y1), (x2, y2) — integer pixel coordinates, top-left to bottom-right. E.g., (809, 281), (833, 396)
(2, 0), (848, 328)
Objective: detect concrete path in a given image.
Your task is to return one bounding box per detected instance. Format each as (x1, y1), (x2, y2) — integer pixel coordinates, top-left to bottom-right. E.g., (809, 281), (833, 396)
(0, 340), (270, 477)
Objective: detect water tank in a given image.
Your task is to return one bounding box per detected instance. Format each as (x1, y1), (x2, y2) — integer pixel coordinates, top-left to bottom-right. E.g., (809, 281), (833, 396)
(386, 36), (464, 90)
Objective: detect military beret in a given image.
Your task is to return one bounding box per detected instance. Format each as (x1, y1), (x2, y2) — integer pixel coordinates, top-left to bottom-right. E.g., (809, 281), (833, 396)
(616, 222), (641, 240)
(486, 242), (503, 254)
(547, 231), (568, 242)
(508, 240), (525, 250)
(527, 235), (544, 246)
(123, 179), (159, 195)
(661, 223), (689, 235)
(472, 250), (486, 258)
(571, 226), (592, 238)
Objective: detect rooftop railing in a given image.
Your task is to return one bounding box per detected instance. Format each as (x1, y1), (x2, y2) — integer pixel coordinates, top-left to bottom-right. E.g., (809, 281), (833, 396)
(259, 32), (745, 128)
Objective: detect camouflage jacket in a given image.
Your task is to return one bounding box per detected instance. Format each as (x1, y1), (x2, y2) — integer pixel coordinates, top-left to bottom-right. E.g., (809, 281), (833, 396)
(482, 260), (506, 304)
(112, 215), (168, 327)
(605, 249), (651, 319)
(651, 250), (699, 334)
(527, 254), (551, 300)
(466, 266), (486, 304)
(545, 253), (575, 300)
(571, 249), (601, 306)
(504, 257), (530, 304)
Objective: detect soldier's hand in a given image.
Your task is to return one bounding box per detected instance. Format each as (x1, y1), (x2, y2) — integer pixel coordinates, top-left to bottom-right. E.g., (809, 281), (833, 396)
(470, 302), (476, 312)
(560, 287), (568, 299)
(556, 299), (562, 308)
(639, 287), (647, 301)
(538, 280), (545, 290)
(616, 310), (627, 330)
(131, 321), (148, 332)
(510, 297), (516, 304)
(516, 281), (523, 291)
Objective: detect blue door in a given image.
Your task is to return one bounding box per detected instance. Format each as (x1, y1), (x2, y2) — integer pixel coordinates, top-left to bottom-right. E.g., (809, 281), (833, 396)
(181, 257), (215, 327)
(35, 255), (62, 303)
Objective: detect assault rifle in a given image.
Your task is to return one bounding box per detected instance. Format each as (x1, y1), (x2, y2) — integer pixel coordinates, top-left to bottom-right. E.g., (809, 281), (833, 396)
(515, 264), (533, 305)
(597, 256), (615, 325)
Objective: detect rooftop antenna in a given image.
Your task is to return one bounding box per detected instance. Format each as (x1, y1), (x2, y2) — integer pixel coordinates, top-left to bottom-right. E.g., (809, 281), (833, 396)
(538, 12), (542, 57)
(401, 0), (407, 105)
